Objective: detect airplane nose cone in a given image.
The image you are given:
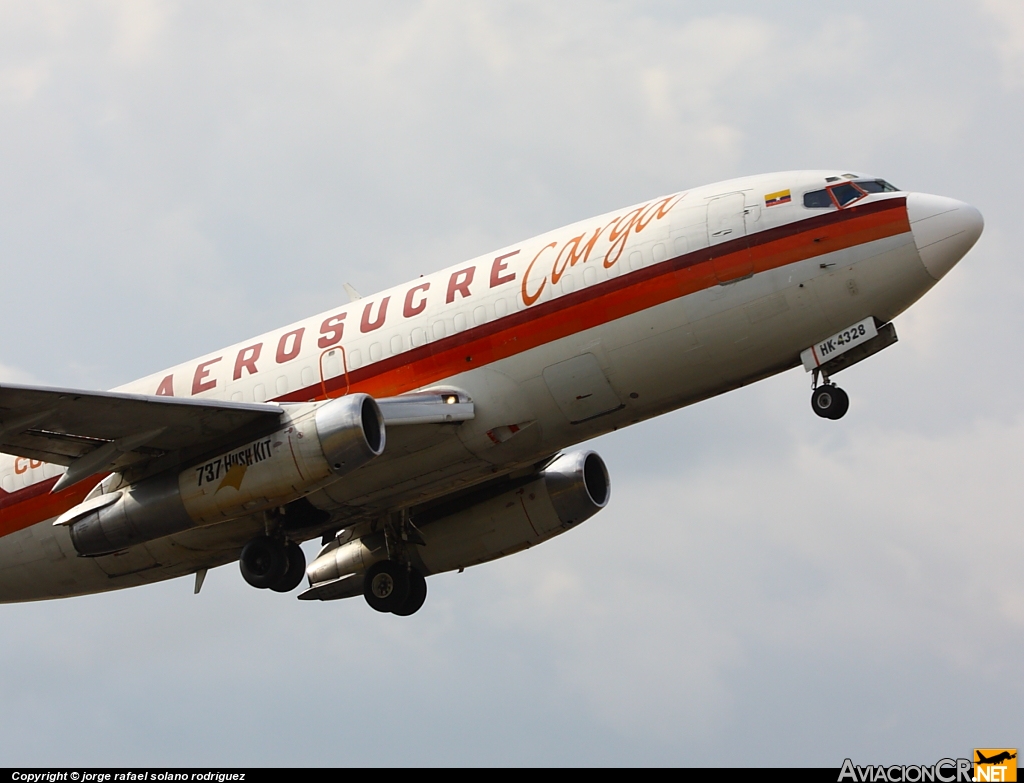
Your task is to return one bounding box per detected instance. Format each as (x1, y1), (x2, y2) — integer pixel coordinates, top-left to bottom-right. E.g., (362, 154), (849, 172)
(907, 193), (984, 280)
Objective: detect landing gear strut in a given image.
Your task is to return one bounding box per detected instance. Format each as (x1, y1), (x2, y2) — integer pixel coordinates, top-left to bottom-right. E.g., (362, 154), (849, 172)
(810, 368), (849, 420)
(239, 536), (307, 593)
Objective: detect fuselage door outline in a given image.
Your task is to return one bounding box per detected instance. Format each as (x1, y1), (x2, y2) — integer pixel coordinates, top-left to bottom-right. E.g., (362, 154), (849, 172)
(319, 347), (350, 399)
(706, 192), (754, 284)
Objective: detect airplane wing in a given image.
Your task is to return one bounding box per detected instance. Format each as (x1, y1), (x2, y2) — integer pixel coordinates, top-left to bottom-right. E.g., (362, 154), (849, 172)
(0, 383), (474, 492)
(0, 382), (286, 472)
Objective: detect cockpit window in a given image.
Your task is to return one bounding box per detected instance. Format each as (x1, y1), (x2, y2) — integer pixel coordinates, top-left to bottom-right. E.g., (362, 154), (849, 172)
(854, 179), (899, 193)
(804, 189), (833, 208)
(804, 178), (898, 209)
(830, 182), (864, 207)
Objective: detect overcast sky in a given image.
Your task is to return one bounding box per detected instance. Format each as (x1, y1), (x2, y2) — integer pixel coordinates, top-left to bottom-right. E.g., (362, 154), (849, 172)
(1, 0), (1021, 767)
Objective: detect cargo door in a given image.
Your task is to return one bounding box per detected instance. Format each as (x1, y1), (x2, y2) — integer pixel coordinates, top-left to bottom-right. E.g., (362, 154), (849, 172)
(706, 193), (754, 283)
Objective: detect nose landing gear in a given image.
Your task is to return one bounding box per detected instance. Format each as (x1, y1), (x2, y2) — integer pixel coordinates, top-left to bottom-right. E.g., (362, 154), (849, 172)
(810, 368), (849, 420)
(811, 384), (849, 419)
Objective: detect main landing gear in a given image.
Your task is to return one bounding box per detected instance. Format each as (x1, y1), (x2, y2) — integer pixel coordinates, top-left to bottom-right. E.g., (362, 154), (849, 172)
(361, 510), (428, 616)
(239, 536), (307, 593)
(810, 368), (849, 420)
(363, 560), (428, 616)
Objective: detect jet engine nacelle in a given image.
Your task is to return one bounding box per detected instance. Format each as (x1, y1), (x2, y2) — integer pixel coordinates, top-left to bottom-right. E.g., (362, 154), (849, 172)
(61, 394), (385, 557)
(304, 451), (610, 597)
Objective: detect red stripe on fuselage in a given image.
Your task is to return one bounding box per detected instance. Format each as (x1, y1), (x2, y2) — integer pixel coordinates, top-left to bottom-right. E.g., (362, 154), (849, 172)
(282, 196), (910, 400)
(0, 476), (96, 538)
(0, 197), (910, 539)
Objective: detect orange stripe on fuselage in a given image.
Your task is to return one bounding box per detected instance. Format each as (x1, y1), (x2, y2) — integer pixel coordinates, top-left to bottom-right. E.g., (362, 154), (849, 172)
(0, 197), (910, 540)
(307, 196), (910, 399)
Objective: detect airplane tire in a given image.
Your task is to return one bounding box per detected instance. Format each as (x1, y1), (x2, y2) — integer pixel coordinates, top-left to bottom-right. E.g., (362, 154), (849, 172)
(391, 568), (427, 616)
(239, 536), (287, 589)
(811, 385), (849, 420)
(827, 386), (849, 419)
(270, 542), (307, 593)
(363, 560), (410, 613)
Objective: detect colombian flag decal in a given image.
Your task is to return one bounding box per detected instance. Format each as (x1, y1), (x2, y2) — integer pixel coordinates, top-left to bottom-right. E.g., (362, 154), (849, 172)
(765, 189), (792, 207)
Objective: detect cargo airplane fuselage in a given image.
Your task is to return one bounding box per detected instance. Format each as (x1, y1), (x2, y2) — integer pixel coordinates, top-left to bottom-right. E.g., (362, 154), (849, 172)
(0, 170), (983, 614)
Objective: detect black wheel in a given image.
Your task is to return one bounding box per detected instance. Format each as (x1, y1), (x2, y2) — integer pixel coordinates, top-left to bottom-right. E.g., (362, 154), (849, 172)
(811, 385), (849, 420)
(363, 560), (410, 613)
(239, 536), (287, 589)
(270, 541), (307, 593)
(391, 568), (427, 616)
(827, 386), (849, 419)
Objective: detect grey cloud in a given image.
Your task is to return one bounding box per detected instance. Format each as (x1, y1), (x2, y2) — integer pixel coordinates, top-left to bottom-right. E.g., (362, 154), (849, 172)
(0, 0), (1019, 766)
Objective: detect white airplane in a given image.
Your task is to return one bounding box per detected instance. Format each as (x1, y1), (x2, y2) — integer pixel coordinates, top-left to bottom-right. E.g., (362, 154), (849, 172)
(0, 171), (983, 615)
